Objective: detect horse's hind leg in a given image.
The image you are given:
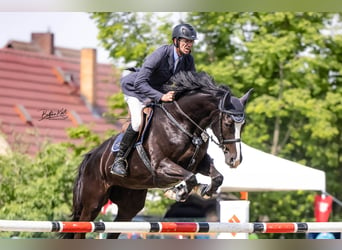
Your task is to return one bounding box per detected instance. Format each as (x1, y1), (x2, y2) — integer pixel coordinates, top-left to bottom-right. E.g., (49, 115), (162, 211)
(106, 187), (148, 239)
(196, 154), (223, 198)
(71, 206), (107, 239)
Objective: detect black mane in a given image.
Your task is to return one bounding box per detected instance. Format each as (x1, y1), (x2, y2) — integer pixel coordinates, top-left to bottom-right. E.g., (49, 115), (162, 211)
(163, 71), (230, 97)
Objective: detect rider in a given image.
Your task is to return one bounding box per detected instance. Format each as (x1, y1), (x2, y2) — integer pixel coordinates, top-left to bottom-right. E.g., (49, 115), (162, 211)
(110, 23), (198, 177)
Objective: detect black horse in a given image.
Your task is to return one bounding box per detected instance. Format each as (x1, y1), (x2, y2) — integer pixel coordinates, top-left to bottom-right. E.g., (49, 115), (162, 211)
(62, 71), (252, 239)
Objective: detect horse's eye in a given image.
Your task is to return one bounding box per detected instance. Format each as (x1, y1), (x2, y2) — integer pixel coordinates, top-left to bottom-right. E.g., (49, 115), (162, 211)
(224, 121), (233, 127)
(223, 120), (235, 132)
(223, 117), (234, 127)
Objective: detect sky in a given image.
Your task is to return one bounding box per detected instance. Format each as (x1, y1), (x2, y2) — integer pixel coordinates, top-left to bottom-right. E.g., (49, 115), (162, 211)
(0, 12), (111, 63)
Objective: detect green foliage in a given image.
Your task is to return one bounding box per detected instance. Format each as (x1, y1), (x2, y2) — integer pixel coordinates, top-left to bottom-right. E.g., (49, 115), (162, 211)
(249, 191), (316, 239)
(65, 125), (102, 156)
(186, 13), (342, 238)
(103, 91), (129, 124)
(0, 125), (106, 239)
(0, 142), (80, 238)
(144, 190), (175, 216)
(90, 12), (174, 68)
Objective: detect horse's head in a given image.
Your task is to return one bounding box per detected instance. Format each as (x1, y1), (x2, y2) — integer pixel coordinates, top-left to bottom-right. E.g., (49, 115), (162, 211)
(211, 88), (253, 168)
(165, 71), (252, 168)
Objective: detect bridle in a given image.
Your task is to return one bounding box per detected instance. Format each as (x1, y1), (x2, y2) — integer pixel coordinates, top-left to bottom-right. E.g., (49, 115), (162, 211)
(156, 90), (245, 153)
(133, 90), (246, 177)
(217, 91), (245, 146)
(135, 91), (245, 173)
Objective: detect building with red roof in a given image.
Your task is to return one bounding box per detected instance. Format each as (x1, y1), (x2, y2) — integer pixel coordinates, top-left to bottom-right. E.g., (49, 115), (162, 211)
(0, 32), (122, 156)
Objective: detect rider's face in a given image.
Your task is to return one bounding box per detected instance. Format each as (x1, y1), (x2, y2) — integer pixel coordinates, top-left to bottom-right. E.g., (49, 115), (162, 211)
(177, 38), (194, 55)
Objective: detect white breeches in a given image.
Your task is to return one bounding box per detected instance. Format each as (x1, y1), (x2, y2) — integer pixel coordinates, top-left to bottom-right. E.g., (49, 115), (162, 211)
(124, 95), (146, 132)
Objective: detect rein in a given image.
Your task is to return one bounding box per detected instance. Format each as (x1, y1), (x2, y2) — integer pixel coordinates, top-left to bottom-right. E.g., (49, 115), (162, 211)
(135, 93), (245, 175)
(156, 102), (207, 171)
(155, 96), (243, 170)
(173, 99), (243, 147)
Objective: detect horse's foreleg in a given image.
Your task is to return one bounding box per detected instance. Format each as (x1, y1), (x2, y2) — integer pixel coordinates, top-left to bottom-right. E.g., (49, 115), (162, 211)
(196, 154), (223, 198)
(177, 174), (198, 201)
(160, 158), (198, 202)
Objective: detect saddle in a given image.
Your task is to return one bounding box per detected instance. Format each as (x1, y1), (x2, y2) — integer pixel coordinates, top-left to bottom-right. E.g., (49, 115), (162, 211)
(111, 106), (153, 152)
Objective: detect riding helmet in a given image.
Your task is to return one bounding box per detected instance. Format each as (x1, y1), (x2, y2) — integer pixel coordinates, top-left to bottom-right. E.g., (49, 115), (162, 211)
(172, 23), (197, 41)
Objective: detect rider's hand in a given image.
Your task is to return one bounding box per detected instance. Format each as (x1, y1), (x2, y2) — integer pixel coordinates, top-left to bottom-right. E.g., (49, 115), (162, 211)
(161, 91), (175, 102)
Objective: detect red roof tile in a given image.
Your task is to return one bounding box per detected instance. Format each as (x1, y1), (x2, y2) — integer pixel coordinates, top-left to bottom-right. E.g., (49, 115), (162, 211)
(0, 37), (122, 156)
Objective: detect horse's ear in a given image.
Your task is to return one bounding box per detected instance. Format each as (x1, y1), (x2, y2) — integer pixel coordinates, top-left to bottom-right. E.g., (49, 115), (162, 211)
(220, 91), (231, 111)
(240, 88), (253, 106)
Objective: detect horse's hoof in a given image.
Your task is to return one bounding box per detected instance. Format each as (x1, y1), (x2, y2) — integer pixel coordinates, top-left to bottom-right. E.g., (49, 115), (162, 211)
(175, 187), (189, 202)
(163, 184), (187, 201)
(164, 189), (177, 200)
(164, 185), (189, 202)
(176, 192), (188, 202)
(197, 184), (212, 199)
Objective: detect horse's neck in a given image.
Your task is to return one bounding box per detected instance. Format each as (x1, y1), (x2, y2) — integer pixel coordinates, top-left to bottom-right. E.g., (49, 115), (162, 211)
(177, 94), (217, 129)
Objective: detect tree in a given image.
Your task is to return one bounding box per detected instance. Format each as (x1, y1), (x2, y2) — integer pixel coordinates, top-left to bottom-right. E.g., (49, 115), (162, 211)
(0, 126), (108, 239)
(187, 12), (342, 237)
(91, 12), (174, 68)
(0, 142), (78, 238)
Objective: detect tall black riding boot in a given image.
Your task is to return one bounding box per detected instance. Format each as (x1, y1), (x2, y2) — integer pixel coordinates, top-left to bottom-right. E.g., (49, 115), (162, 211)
(110, 124), (138, 177)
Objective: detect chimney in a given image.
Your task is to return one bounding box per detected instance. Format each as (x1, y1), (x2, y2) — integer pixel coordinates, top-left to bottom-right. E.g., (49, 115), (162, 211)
(31, 32), (54, 55)
(80, 48), (97, 108)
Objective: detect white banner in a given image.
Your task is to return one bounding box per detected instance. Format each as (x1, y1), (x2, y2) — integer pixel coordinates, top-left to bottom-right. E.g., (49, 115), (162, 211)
(218, 200), (250, 239)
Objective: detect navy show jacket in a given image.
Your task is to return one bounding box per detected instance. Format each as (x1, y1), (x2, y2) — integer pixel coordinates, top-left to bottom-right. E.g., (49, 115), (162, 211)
(120, 44), (196, 103)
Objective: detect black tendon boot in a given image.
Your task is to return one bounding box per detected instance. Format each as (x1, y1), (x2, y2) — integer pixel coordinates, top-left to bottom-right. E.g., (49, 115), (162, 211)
(110, 124), (138, 177)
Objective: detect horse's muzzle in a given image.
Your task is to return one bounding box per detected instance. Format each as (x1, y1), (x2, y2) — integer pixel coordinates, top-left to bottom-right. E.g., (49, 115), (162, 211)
(224, 152), (241, 168)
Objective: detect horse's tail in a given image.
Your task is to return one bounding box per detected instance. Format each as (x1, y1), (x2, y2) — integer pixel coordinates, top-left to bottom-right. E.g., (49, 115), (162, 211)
(59, 152), (92, 239)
